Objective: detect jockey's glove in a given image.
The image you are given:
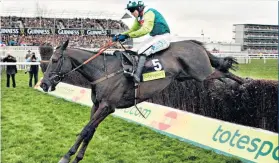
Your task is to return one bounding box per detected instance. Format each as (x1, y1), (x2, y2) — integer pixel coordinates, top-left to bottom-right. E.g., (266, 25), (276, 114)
(112, 34), (119, 42)
(118, 34), (129, 42)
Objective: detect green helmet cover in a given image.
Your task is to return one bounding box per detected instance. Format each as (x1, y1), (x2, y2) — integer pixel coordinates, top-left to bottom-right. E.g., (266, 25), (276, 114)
(126, 1), (144, 9)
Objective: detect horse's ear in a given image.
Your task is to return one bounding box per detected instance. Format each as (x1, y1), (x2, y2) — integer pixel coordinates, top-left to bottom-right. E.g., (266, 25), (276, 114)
(62, 39), (69, 50)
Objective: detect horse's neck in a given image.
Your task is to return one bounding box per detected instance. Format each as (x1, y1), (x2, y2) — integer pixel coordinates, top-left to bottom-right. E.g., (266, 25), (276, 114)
(70, 51), (105, 83)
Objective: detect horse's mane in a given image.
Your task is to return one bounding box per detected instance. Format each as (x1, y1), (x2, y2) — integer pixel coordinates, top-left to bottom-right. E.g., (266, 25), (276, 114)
(72, 48), (112, 56)
(48, 45), (111, 54)
(38, 45), (113, 61)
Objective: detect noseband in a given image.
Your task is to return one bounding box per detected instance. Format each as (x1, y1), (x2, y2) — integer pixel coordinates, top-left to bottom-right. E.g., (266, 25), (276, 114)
(49, 49), (68, 84)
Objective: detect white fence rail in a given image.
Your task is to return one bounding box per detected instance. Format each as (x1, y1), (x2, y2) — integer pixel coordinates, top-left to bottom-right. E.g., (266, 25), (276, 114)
(0, 62), (41, 65)
(212, 53), (277, 64)
(0, 58), (41, 70)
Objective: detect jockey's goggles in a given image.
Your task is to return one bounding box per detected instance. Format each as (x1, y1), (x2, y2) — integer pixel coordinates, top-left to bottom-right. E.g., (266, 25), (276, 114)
(128, 7), (137, 13)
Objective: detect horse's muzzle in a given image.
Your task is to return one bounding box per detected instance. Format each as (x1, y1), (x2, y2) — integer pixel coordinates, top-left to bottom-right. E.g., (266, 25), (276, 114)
(40, 82), (49, 92)
(40, 78), (56, 92)
(40, 82), (57, 92)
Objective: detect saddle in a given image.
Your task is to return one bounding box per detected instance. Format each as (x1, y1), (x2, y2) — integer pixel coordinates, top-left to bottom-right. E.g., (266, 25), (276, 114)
(114, 50), (137, 76)
(113, 50), (166, 82)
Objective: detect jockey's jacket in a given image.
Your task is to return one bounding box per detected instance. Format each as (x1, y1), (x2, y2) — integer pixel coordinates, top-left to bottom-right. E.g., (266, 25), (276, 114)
(122, 8), (170, 37)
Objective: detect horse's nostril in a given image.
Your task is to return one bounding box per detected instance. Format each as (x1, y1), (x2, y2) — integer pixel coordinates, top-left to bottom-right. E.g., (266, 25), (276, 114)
(51, 86), (56, 91)
(40, 83), (48, 92)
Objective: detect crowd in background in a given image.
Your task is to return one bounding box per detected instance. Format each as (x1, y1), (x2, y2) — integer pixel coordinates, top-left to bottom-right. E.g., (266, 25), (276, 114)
(1, 16), (129, 29)
(1, 16), (130, 49)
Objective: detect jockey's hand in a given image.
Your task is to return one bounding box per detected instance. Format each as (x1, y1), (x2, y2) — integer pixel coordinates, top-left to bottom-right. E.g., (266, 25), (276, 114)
(112, 35), (119, 42)
(118, 34), (129, 42)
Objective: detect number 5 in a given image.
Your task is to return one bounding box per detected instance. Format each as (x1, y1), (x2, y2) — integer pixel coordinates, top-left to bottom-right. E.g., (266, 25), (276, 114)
(152, 59), (162, 71)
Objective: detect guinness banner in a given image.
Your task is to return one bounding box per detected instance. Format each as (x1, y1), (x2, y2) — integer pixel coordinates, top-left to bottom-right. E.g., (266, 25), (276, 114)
(1, 28), (111, 36)
(84, 29), (110, 35)
(55, 29), (110, 35)
(0, 28), (22, 35)
(25, 28), (52, 35)
(55, 29), (81, 35)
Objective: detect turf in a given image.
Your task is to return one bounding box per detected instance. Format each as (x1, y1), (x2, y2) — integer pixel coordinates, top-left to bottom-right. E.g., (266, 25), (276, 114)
(1, 72), (243, 163)
(234, 59), (278, 80)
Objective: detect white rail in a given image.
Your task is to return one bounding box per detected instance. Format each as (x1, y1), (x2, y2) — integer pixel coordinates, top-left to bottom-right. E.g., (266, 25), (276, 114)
(0, 62), (40, 65)
(212, 53), (277, 64)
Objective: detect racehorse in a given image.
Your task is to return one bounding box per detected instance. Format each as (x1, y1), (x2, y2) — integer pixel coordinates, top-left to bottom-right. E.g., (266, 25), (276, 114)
(40, 39), (245, 163)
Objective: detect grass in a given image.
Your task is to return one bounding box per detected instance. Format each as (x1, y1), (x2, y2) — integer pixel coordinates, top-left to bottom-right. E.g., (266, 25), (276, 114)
(0, 72), (243, 163)
(234, 59), (278, 80)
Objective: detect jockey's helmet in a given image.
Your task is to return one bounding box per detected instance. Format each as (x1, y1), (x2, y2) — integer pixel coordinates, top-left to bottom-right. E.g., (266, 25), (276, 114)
(126, 1), (145, 13)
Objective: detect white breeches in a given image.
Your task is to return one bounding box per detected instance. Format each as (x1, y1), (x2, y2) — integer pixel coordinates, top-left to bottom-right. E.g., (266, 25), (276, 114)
(131, 33), (171, 56)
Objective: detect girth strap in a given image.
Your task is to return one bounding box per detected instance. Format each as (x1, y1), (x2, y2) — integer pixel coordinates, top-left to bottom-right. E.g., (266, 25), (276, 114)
(91, 70), (124, 85)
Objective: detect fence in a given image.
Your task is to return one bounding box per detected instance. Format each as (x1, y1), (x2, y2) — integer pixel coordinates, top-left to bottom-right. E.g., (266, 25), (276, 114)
(212, 53), (278, 64)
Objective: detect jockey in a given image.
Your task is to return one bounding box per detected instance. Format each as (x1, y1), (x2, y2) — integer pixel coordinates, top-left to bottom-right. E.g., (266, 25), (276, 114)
(112, 0), (171, 83)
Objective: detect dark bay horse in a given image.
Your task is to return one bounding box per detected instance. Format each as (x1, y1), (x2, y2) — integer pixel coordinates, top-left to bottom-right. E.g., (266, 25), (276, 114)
(40, 39), (244, 163)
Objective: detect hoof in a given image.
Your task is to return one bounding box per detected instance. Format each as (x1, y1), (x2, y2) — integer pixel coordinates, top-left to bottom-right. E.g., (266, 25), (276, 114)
(58, 157), (70, 163)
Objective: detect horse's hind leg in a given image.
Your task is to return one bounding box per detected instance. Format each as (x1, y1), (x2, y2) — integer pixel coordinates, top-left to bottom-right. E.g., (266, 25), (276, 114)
(71, 102), (114, 163)
(58, 103), (100, 163)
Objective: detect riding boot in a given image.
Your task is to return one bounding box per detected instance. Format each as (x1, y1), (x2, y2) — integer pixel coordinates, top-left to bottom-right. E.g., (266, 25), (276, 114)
(133, 55), (146, 83)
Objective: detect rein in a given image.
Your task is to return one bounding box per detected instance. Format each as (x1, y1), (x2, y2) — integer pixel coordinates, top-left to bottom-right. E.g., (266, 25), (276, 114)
(62, 41), (117, 78)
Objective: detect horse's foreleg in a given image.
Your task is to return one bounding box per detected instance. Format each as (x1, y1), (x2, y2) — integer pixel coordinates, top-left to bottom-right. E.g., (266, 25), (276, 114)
(75, 102), (99, 138)
(58, 104), (100, 163)
(71, 129), (94, 163)
(206, 69), (245, 85)
(224, 71), (245, 84)
(206, 69), (225, 81)
(90, 102), (99, 120)
(58, 129), (86, 163)
(72, 103), (114, 163)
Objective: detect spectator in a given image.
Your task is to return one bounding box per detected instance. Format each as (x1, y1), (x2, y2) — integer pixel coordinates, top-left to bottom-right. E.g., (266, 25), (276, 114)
(26, 52), (40, 87)
(25, 50), (32, 74)
(25, 50), (32, 59)
(2, 53), (17, 88)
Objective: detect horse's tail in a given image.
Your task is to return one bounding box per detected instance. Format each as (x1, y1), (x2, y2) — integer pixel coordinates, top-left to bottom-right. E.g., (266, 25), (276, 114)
(189, 40), (238, 72)
(206, 51), (238, 72)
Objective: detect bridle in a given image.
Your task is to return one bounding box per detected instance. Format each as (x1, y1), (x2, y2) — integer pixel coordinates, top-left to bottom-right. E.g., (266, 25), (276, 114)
(48, 49), (67, 84)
